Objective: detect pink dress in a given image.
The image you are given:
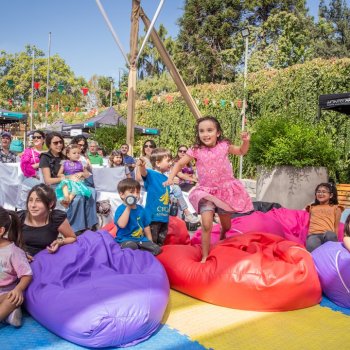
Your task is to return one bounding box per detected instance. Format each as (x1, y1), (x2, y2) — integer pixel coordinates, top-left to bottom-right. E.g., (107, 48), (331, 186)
(187, 141), (253, 213)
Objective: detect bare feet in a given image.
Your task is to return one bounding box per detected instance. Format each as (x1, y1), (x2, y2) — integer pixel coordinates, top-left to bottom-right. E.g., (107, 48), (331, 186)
(219, 232), (226, 240)
(201, 256), (207, 263)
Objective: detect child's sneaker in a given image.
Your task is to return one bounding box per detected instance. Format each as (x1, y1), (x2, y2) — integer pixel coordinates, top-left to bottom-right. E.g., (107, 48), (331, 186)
(6, 307), (22, 327)
(185, 213), (200, 224)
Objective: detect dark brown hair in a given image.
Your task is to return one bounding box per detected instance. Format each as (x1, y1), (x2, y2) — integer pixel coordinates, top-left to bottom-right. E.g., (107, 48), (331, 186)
(194, 116), (230, 148)
(0, 206), (24, 249)
(312, 182), (338, 206)
(109, 150), (124, 167)
(26, 184), (57, 224)
(142, 139), (157, 156)
(117, 178), (141, 193)
(150, 148), (172, 169)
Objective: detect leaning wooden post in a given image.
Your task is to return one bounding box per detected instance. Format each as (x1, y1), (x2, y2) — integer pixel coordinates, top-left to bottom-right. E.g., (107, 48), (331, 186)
(140, 7), (201, 120)
(126, 0), (140, 155)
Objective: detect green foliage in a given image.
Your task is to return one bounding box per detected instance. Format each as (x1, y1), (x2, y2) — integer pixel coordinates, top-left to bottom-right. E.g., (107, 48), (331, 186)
(137, 24), (175, 79)
(0, 47), (87, 112)
(91, 125), (142, 155)
(175, 0), (243, 84)
(136, 72), (177, 99)
(246, 114), (339, 171)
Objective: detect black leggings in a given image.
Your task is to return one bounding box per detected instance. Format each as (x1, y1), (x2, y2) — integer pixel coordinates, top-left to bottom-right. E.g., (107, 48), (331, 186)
(306, 231), (338, 252)
(120, 240), (161, 256)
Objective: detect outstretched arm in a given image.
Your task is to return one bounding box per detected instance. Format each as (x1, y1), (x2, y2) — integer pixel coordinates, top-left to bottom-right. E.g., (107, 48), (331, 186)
(229, 132), (250, 156)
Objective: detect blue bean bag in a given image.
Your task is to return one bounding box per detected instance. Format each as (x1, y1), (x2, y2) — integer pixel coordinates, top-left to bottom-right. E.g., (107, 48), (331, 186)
(25, 230), (170, 348)
(312, 241), (350, 308)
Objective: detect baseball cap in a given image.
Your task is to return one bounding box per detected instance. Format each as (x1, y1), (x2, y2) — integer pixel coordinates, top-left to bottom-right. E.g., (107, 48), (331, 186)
(1, 131), (12, 139)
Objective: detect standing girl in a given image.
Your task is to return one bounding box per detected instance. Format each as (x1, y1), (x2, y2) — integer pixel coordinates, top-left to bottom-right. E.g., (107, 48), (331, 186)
(108, 150), (131, 179)
(56, 144), (92, 207)
(166, 116), (253, 263)
(305, 183), (343, 252)
(0, 207), (32, 327)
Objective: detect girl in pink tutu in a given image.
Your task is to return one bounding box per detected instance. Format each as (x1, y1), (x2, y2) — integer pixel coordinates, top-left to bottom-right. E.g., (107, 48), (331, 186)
(165, 116), (253, 262)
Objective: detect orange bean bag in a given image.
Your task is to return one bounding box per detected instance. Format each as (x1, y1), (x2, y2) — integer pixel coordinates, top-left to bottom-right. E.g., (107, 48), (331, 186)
(157, 232), (322, 311)
(101, 216), (190, 245)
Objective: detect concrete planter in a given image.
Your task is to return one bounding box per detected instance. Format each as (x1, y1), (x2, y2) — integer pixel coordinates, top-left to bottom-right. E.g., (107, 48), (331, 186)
(256, 166), (328, 209)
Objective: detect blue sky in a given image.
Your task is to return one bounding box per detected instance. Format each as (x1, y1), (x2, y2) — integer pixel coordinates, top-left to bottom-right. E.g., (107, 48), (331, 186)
(0, 0), (343, 81)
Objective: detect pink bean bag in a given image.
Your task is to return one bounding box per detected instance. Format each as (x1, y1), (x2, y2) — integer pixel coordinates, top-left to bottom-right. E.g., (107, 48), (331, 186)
(191, 208), (344, 246)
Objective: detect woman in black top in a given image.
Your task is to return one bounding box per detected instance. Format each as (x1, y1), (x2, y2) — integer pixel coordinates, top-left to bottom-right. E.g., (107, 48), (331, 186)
(39, 132), (98, 234)
(18, 184), (76, 257)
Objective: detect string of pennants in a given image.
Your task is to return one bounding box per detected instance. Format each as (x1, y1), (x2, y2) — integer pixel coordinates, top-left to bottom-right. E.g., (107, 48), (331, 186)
(4, 79), (244, 110)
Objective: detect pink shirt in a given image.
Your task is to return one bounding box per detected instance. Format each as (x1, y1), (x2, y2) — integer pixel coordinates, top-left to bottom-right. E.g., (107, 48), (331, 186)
(20, 148), (41, 177)
(0, 243), (32, 289)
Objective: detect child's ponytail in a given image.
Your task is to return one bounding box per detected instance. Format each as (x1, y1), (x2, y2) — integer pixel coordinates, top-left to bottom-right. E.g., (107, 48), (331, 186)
(0, 206), (24, 249)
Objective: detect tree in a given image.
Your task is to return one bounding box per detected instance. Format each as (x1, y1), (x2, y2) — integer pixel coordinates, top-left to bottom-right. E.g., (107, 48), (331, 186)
(0, 46), (87, 116)
(312, 0), (350, 58)
(174, 0), (243, 84)
(137, 24), (175, 79)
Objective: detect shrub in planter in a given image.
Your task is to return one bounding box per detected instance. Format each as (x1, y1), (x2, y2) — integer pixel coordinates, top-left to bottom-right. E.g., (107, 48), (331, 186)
(247, 114), (339, 172)
(246, 115), (339, 209)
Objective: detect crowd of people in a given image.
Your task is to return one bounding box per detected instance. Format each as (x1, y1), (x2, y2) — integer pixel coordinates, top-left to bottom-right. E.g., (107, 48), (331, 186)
(0, 115), (349, 328)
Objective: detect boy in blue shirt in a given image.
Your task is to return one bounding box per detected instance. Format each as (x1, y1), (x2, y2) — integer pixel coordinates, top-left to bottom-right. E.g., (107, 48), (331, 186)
(114, 178), (161, 255)
(138, 148), (172, 245)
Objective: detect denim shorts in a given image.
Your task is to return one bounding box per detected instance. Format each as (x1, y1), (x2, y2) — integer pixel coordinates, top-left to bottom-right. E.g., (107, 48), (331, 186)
(198, 198), (234, 215)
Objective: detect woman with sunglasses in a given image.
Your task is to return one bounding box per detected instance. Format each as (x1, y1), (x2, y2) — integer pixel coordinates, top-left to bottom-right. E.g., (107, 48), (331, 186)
(39, 132), (98, 234)
(17, 131), (46, 209)
(20, 131), (45, 179)
(173, 145), (198, 192)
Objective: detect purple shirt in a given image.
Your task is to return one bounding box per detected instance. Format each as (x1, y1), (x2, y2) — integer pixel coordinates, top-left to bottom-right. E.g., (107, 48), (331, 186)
(63, 160), (84, 175)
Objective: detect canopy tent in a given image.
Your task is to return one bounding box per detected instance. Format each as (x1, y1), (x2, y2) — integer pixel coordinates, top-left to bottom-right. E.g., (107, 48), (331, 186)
(0, 108), (28, 125)
(318, 93), (350, 116)
(83, 107), (160, 135)
(30, 119), (89, 139)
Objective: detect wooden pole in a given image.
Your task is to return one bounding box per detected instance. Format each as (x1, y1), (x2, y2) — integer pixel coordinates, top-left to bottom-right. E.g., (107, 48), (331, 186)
(140, 7), (201, 119)
(126, 0), (140, 155)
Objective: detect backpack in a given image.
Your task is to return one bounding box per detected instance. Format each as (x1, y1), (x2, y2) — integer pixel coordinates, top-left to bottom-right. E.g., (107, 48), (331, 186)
(9, 139), (24, 153)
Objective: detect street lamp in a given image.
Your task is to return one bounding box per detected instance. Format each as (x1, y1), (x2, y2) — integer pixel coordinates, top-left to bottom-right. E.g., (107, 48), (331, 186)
(239, 27), (249, 180)
(109, 77), (114, 107)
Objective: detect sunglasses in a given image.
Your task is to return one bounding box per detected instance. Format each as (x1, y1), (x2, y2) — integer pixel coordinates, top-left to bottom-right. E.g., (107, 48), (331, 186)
(178, 149), (187, 153)
(32, 135), (42, 140)
(52, 140), (63, 145)
(77, 143), (85, 147)
(144, 144), (155, 149)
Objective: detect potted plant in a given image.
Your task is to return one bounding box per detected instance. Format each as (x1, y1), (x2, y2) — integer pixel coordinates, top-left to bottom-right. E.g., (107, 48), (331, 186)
(246, 114), (339, 209)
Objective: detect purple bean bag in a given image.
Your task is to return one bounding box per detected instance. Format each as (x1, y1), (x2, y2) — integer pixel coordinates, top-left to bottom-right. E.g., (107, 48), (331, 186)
(312, 241), (350, 308)
(25, 230), (170, 348)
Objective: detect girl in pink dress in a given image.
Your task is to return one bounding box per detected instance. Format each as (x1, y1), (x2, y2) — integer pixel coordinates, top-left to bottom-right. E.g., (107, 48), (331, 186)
(166, 116), (253, 262)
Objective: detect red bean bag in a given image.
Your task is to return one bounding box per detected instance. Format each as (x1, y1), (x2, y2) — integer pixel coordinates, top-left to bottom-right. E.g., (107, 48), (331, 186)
(101, 216), (190, 245)
(164, 216), (190, 245)
(158, 232), (322, 311)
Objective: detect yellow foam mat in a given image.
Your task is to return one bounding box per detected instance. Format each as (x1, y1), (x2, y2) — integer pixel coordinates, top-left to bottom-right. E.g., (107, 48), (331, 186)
(162, 290), (350, 350)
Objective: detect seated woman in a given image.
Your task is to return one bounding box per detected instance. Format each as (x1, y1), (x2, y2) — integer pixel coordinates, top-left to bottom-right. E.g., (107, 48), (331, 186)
(39, 132), (98, 234)
(17, 184), (76, 258)
(173, 145), (197, 192)
(17, 130), (46, 209)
